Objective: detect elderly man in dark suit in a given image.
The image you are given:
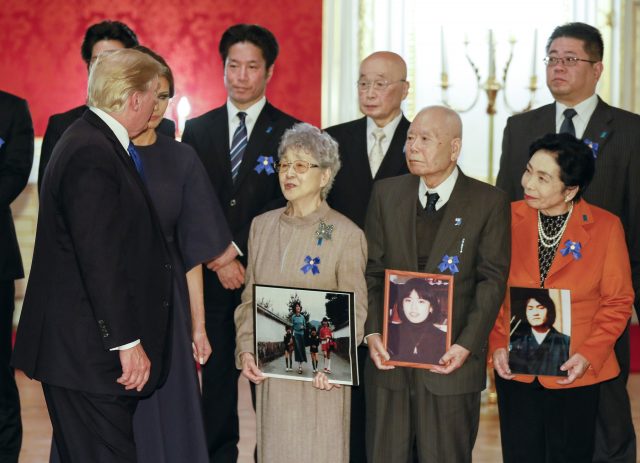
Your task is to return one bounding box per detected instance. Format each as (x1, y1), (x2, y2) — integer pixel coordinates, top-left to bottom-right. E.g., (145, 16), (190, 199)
(365, 106), (510, 463)
(38, 20), (175, 191)
(13, 49), (172, 463)
(182, 23), (298, 463)
(325, 51), (410, 229)
(0, 90), (33, 463)
(324, 50), (410, 462)
(495, 22), (640, 463)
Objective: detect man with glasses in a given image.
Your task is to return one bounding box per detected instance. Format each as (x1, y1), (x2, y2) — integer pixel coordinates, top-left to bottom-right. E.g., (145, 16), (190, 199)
(324, 51), (410, 462)
(182, 24), (297, 463)
(38, 20), (175, 192)
(496, 22), (640, 463)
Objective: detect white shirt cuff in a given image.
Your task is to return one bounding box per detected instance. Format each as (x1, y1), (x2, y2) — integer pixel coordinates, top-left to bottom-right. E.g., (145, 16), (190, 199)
(109, 339), (141, 351)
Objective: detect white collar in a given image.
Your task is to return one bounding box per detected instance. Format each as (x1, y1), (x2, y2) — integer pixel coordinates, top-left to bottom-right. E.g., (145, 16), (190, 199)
(226, 96), (266, 123)
(418, 167), (459, 210)
(366, 112), (403, 140)
(89, 106), (129, 152)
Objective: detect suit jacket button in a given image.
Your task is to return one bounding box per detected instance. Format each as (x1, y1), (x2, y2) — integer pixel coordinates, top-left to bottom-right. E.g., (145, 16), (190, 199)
(163, 301), (170, 308)
(164, 263), (172, 270)
(230, 199), (236, 207)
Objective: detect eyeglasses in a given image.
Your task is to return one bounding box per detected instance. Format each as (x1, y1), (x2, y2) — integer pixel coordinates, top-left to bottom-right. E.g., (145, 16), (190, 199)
(357, 79), (405, 92)
(275, 160), (320, 174)
(543, 56), (598, 67)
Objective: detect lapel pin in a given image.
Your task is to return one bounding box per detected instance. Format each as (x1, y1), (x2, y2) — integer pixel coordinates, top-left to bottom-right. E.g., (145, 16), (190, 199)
(0, 137), (4, 148)
(454, 217), (462, 226)
(583, 214), (588, 222)
(600, 131), (607, 139)
(254, 156), (275, 175)
(583, 139), (599, 159)
(560, 240), (582, 260)
(459, 238), (465, 253)
(266, 126), (273, 134)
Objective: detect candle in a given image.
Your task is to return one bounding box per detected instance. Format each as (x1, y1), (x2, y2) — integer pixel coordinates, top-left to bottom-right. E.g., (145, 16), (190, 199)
(488, 29), (496, 79)
(531, 29), (538, 77)
(177, 96), (191, 137)
(441, 26), (448, 75)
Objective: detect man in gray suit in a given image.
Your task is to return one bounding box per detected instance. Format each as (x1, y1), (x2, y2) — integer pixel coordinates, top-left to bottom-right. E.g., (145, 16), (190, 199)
(365, 106), (510, 462)
(496, 22), (640, 463)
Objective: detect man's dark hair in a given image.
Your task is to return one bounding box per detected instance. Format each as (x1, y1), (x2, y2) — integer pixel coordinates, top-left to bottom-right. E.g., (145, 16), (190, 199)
(528, 132), (595, 201)
(81, 20), (139, 66)
(546, 22), (603, 61)
(522, 291), (557, 328)
(218, 24), (279, 69)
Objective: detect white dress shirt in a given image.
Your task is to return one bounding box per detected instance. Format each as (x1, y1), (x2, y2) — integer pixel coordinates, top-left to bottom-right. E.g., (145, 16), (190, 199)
(555, 93), (598, 139)
(418, 167), (459, 210)
(226, 96), (267, 144)
(366, 112), (403, 161)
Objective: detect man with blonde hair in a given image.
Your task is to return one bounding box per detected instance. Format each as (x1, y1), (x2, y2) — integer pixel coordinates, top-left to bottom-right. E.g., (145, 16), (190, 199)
(13, 49), (173, 463)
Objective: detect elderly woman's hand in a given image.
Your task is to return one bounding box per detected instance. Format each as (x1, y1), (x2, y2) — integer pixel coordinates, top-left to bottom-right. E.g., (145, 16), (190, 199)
(557, 353), (590, 385)
(312, 371), (341, 391)
(240, 352), (266, 385)
(492, 347), (515, 380)
(366, 334), (395, 370)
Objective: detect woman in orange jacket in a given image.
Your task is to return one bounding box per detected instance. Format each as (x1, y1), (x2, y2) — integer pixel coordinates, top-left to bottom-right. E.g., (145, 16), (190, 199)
(489, 133), (633, 463)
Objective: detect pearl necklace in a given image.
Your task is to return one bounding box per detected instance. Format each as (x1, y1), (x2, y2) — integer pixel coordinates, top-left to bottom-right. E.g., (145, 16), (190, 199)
(537, 202), (573, 249)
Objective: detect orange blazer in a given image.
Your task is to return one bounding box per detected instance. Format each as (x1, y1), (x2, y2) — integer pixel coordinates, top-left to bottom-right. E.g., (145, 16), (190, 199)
(489, 199), (633, 389)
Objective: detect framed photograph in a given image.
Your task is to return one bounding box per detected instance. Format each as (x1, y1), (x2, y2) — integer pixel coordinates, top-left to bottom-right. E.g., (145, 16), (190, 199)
(508, 286), (572, 377)
(253, 284), (358, 385)
(382, 269), (453, 369)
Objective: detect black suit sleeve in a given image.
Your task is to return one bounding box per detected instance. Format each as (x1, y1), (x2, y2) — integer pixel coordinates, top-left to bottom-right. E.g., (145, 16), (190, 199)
(59, 145), (139, 349)
(495, 119), (519, 201)
(364, 183), (386, 335)
(39, 115), (64, 192)
(0, 97), (33, 207)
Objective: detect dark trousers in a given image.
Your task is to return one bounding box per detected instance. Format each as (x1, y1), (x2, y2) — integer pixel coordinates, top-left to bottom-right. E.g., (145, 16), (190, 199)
(366, 366), (480, 463)
(496, 376), (600, 463)
(42, 383), (138, 463)
(202, 316), (239, 463)
(0, 280), (21, 463)
(349, 344), (368, 462)
(593, 324), (636, 463)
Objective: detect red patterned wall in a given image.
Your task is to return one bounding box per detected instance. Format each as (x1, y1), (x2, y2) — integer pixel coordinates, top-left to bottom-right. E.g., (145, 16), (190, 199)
(0, 0), (322, 136)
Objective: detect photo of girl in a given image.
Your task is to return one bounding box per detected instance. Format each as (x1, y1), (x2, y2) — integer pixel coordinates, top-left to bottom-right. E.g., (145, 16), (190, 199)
(320, 317), (335, 373)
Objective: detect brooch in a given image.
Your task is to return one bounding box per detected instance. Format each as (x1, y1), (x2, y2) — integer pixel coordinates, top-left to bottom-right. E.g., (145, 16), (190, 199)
(438, 254), (459, 274)
(315, 220), (334, 245)
(560, 240), (582, 260)
(454, 218), (462, 226)
(254, 156), (275, 175)
(583, 139), (599, 159)
(301, 256), (321, 275)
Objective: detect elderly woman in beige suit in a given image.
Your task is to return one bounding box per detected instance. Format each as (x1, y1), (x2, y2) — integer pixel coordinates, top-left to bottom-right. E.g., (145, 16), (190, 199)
(234, 123), (367, 462)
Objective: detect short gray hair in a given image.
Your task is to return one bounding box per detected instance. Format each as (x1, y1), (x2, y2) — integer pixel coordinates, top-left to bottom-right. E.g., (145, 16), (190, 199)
(278, 123), (341, 199)
(88, 48), (163, 113)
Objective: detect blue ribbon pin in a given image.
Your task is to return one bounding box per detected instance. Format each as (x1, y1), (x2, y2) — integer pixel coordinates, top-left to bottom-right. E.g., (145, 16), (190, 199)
(0, 137), (4, 148)
(266, 126), (273, 134)
(560, 240), (582, 260)
(583, 139), (599, 159)
(301, 256), (321, 275)
(254, 156), (275, 175)
(438, 254), (459, 274)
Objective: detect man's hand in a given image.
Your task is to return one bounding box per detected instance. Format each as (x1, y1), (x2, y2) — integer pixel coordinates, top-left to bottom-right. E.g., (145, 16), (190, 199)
(557, 353), (590, 385)
(240, 352), (266, 384)
(117, 344), (151, 391)
(215, 259), (245, 290)
(367, 334), (395, 370)
(206, 243), (239, 272)
(492, 347), (515, 380)
(431, 344), (470, 375)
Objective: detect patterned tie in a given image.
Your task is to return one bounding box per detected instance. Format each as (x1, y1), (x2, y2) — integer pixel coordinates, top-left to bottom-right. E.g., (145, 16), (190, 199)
(230, 112), (248, 181)
(559, 108), (577, 137)
(369, 128), (386, 177)
(127, 142), (145, 182)
(425, 192), (439, 214)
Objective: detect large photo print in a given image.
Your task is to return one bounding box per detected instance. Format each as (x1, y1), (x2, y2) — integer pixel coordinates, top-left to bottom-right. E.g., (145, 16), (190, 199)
(508, 287), (572, 377)
(382, 270), (453, 369)
(253, 284), (358, 385)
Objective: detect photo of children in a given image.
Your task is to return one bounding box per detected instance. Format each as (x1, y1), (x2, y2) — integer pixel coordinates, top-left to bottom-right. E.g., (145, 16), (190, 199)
(254, 284), (358, 385)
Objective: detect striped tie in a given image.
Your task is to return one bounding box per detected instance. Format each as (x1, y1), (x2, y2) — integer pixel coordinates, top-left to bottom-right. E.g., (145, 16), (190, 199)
(230, 112), (248, 181)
